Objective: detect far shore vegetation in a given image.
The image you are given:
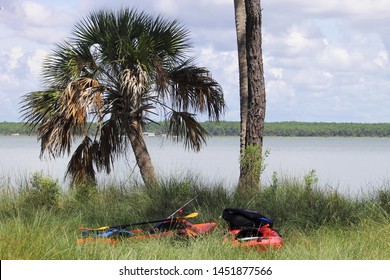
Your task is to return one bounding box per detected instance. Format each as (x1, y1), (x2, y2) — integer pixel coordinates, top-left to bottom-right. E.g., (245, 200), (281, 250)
(2, 121), (390, 137)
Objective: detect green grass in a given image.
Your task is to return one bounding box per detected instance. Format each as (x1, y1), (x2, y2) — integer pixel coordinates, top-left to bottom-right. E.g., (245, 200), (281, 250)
(0, 172), (389, 260)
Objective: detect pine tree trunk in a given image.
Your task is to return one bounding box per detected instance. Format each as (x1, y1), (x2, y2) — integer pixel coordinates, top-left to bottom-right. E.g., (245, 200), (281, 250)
(238, 0), (266, 191)
(234, 0), (248, 156)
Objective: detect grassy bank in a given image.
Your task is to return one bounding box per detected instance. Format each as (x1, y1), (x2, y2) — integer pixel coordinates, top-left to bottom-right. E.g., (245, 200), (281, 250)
(0, 172), (389, 259)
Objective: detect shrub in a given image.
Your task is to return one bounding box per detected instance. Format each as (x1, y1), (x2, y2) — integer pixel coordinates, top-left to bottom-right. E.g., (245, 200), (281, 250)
(20, 172), (60, 209)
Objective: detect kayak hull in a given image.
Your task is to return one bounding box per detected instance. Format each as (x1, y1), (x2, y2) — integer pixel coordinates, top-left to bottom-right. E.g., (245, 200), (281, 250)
(77, 220), (217, 244)
(225, 227), (284, 251)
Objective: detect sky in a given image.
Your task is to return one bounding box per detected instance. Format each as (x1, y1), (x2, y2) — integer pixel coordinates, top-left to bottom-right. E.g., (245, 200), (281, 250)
(1, 0), (390, 123)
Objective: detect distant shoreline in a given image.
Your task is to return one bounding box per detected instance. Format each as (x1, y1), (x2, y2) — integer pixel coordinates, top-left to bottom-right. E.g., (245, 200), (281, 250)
(1, 121), (390, 137)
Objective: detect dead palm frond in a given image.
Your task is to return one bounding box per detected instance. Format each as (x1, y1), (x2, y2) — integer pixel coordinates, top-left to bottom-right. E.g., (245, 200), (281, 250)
(65, 136), (100, 184)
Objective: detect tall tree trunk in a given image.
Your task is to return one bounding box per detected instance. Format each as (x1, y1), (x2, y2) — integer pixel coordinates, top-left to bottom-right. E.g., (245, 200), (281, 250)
(238, 0), (266, 191)
(234, 0), (248, 156)
(128, 120), (158, 185)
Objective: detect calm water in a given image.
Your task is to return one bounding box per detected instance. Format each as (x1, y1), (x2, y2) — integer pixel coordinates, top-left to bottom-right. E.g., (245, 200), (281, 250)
(1, 136), (389, 196)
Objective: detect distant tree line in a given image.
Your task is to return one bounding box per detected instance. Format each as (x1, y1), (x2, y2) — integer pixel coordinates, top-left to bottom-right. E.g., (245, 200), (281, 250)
(141, 121), (390, 137)
(2, 121), (390, 137)
(144, 121), (241, 136)
(0, 122), (32, 135)
(263, 122), (390, 137)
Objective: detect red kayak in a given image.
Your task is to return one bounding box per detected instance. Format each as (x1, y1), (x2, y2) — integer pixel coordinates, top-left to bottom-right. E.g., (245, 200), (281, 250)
(224, 226), (284, 251)
(222, 208), (284, 251)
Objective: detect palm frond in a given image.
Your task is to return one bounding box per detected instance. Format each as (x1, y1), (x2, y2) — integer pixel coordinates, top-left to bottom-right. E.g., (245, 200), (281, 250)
(20, 77), (104, 158)
(167, 60), (226, 121)
(120, 66), (148, 111)
(60, 77), (104, 124)
(20, 90), (61, 131)
(97, 118), (125, 174)
(167, 111), (209, 152)
(65, 136), (100, 184)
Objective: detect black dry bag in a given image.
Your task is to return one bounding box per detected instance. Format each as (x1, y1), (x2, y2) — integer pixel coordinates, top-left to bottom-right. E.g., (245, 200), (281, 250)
(222, 208), (273, 229)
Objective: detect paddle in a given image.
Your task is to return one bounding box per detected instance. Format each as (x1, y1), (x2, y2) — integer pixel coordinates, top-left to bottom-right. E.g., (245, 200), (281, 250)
(152, 195), (198, 229)
(166, 196), (198, 219)
(79, 212), (198, 231)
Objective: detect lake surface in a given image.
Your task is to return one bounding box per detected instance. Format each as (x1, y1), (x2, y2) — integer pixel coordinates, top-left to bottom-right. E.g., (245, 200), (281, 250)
(1, 135), (389, 196)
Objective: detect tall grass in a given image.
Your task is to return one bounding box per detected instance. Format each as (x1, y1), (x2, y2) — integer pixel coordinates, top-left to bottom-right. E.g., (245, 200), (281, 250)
(0, 171), (389, 259)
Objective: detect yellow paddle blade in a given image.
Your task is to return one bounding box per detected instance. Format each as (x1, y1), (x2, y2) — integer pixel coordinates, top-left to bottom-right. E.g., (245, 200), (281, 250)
(184, 212), (198, 219)
(79, 226), (109, 231)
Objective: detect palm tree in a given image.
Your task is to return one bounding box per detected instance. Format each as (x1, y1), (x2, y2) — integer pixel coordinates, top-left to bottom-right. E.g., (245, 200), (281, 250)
(20, 8), (225, 186)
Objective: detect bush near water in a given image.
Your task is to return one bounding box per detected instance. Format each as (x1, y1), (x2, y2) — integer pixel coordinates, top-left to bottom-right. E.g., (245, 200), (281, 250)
(0, 171), (389, 259)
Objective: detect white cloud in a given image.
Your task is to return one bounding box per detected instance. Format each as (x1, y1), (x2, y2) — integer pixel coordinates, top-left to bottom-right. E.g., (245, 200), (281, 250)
(0, 91), (12, 111)
(8, 47), (24, 70)
(260, 0), (390, 122)
(153, 0), (180, 16)
(21, 1), (52, 25)
(0, 73), (17, 87)
(27, 49), (48, 77)
(284, 27), (322, 56)
(317, 46), (352, 70)
(1, 1), (74, 46)
(270, 68), (283, 79)
(373, 50), (389, 69)
(196, 46), (240, 120)
(198, 46), (238, 83)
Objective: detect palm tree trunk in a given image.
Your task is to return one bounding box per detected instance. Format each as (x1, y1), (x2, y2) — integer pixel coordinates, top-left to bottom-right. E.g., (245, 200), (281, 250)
(128, 120), (159, 185)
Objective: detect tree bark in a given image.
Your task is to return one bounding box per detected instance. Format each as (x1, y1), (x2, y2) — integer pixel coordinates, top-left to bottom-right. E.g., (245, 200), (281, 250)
(238, 0), (266, 191)
(234, 0), (248, 156)
(128, 120), (159, 186)
(245, 0), (265, 147)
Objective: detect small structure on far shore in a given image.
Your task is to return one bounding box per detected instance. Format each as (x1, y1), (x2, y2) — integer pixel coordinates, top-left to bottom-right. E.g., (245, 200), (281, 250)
(142, 132), (156, 137)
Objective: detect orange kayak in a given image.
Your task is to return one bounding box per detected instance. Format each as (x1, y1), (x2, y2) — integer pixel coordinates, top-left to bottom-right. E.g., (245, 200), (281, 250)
(77, 219), (217, 244)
